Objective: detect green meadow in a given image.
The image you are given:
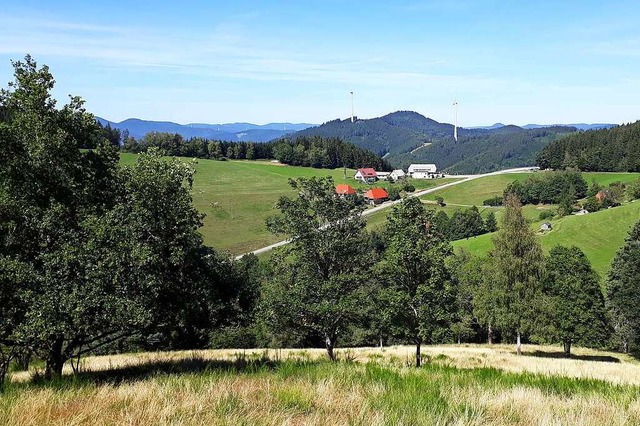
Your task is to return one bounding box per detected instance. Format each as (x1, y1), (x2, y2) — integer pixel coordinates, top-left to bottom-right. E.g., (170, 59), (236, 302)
(120, 153), (454, 254)
(452, 200), (640, 279)
(120, 154), (640, 267)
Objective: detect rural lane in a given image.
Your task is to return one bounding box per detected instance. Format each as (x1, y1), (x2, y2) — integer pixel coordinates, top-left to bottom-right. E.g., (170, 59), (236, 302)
(234, 166), (537, 259)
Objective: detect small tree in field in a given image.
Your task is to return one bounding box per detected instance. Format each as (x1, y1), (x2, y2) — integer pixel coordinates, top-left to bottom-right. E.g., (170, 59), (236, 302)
(380, 197), (454, 367)
(487, 193), (543, 354)
(261, 177), (373, 361)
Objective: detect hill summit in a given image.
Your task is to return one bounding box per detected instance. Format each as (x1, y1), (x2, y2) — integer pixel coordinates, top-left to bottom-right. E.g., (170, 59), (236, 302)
(288, 111), (577, 173)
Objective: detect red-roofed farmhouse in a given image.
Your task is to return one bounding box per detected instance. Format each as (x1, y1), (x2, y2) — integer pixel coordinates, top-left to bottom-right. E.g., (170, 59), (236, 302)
(335, 184), (356, 195)
(364, 188), (389, 205)
(354, 168), (378, 183)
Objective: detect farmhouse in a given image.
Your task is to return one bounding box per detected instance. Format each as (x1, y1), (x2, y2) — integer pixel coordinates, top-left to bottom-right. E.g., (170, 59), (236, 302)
(335, 184), (356, 196)
(354, 168), (378, 182)
(376, 171), (391, 180)
(408, 164), (438, 179)
(363, 188), (389, 205)
(390, 169), (406, 181)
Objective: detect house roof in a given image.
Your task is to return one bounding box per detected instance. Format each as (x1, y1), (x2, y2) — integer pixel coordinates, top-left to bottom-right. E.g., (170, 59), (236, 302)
(364, 188), (389, 199)
(356, 168), (377, 177)
(335, 184), (356, 195)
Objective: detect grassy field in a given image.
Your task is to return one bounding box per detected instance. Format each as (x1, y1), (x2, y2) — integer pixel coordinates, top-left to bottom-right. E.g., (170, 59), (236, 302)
(120, 154), (455, 255)
(453, 200), (640, 278)
(3, 345), (640, 425)
(423, 171), (640, 207)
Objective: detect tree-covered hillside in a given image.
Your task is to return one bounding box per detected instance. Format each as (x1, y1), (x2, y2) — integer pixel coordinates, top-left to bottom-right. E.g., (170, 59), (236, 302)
(536, 121), (640, 172)
(292, 111), (576, 173)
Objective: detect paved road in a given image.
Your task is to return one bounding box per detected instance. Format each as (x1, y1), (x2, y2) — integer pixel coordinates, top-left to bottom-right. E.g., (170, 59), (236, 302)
(234, 166), (537, 259)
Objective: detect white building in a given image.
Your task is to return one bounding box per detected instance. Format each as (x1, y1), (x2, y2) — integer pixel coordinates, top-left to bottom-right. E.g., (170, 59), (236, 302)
(408, 164), (437, 179)
(390, 169), (406, 181)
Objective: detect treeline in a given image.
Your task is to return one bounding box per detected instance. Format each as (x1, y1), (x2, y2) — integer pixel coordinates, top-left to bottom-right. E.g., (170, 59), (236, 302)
(503, 171), (587, 205)
(434, 207), (497, 240)
(117, 129), (391, 170)
(251, 180), (633, 365)
(536, 121), (640, 171)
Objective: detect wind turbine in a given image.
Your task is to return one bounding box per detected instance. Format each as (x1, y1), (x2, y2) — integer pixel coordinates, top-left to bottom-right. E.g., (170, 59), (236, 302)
(350, 91), (354, 123)
(453, 101), (458, 142)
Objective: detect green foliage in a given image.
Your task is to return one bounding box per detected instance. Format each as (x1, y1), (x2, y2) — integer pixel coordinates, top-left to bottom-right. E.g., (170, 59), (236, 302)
(537, 246), (610, 354)
(484, 211), (498, 232)
(626, 178), (640, 201)
(123, 130), (392, 171)
(537, 121), (640, 172)
(483, 196), (503, 206)
(387, 185), (401, 201)
(606, 220), (640, 352)
(0, 56), (241, 380)
(402, 183), (415, 193)
(379, 197), (454, 366)
(538, 210), (555, 221)
(261, 177), (374, 360)
(485, 194), (544, 348)
(504, 170), (587, 205)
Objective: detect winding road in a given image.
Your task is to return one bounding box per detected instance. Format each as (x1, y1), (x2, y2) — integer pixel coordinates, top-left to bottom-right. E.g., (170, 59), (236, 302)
(234, 166), (538, 259)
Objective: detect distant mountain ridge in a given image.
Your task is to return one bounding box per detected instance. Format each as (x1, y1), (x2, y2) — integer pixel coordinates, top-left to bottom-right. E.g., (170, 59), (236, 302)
(96, 117), (315, 142)
(285, 111), (578, 173)
(470, 123), (616, 131)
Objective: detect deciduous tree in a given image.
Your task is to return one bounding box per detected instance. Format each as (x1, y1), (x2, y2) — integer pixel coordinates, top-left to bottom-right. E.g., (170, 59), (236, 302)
(380, 197), (454, 366)
(261, 177), (373, 361)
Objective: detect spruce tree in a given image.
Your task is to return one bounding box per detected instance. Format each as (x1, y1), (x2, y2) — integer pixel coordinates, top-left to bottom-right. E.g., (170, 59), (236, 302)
(607, 220), (640, 352)
(487, 193), (543, 354)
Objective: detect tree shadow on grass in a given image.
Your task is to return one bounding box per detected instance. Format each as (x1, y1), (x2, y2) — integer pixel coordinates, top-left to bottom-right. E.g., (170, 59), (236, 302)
(526, 350), (621, 363)
(28, 355), (312, 388)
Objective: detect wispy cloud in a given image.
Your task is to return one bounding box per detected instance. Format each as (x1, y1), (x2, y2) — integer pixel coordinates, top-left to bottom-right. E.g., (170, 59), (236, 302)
(0, 12), (503, 91)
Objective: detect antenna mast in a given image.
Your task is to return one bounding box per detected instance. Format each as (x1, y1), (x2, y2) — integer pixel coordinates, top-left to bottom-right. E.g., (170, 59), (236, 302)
(453, 101), (458, 141)
(350, 91), (354, 123)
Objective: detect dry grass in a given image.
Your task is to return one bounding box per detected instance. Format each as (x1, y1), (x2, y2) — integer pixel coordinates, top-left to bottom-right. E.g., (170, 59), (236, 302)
(3, 344), (640, 425)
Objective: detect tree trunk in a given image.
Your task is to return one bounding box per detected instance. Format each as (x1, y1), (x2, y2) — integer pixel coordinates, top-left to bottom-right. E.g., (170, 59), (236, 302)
(0, 360), (9, 388)
(516, 332), (522, 356)
(379, 337), (383, 351)
(415, 341), (422, 368)
(487, 324), (494, 344)
(563, 340), (571, 356)
(623, 339), (629, 354)
(325, 336), (336, 362)
(44, 338), (66, 380)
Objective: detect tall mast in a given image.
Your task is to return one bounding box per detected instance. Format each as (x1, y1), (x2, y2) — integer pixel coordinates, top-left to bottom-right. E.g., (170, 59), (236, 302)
(453, 101), (458, 141)
(350, 91), (354, 123)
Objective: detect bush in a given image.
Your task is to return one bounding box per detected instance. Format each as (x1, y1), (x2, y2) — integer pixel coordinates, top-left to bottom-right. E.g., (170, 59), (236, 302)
(403, 183), (416, 193)
(387, 186), (401, 201)
(483, 196), (503, 206)
(539, 210), (555, 220)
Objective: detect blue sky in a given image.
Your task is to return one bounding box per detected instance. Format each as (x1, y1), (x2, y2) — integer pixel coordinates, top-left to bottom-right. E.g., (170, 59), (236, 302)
(1, 0), (638, 126)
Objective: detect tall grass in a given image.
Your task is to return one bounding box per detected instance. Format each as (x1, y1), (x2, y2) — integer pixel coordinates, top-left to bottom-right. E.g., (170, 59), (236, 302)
(2, 345), (640, 425)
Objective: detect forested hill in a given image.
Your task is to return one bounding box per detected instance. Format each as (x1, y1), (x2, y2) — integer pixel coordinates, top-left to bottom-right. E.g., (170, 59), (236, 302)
(97, 117), (314, 142)
(536, 121), (640, 172)
(290, 111), (577, 174)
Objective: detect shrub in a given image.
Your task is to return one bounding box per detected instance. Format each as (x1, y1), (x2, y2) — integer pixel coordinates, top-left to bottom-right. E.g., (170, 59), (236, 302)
(483, 196), (503, 206)
(539, 210), (555, 220)
(403, 183), (416, 193)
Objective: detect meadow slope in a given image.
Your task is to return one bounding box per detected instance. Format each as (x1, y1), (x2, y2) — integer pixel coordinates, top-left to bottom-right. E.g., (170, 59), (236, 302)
(120, 153), (455, 255)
